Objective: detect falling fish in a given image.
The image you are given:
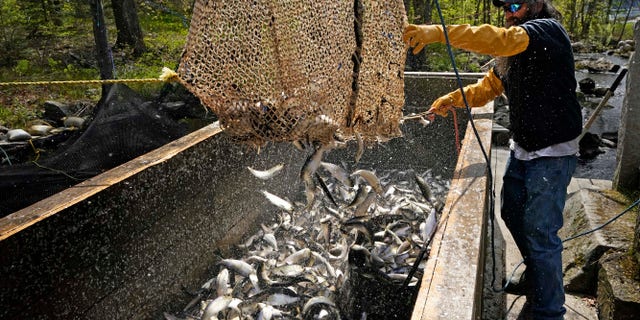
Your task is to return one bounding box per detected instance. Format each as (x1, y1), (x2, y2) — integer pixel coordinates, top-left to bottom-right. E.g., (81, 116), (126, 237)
(345, 184), (371, 209)
(353, 190), (376, 217)
(247, 164), (284, 180)
(415, 175), (434, 204)
(300, 144), (330, 207)
(320, 161), (354, 188)
(174, 162), (453, 320)
(420, 209), (438, 244)
(352, 169), (384, 195)
(261, 190), (294, 212)
(355, 133), (364, 163)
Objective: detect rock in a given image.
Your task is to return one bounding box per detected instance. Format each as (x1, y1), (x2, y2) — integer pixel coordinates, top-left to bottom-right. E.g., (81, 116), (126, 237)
(600, 138), (617, 149)
(63, 116), (86, 128)
(7, 129), (32, 142)
(575, 57), (617, 73)
(560, 189), (635, 295)
(0, 125), (8, 134)
(43, 100), (71, 125)
(572, 41), (591, 53)
(594, 87), (610, 97)
(579, 78), (596, 94)
(579, 133), (605, 159)
(602, 132), (618, 143)
(618, 41), (635, 54)
(27, 124), (53, 136)
(597, 251), (640, 320)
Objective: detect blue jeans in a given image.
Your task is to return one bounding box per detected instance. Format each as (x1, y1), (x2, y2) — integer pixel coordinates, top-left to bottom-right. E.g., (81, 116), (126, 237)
(501, 152), (577, 320)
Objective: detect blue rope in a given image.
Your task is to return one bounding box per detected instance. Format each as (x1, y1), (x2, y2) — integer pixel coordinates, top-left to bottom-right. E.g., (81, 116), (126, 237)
(563, 197), (640, 243)
(433, 0), (500, 292)
(0, 145), (12, 165)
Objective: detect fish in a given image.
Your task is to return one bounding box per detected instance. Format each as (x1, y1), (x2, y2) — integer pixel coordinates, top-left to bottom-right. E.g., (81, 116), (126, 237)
(315, 173), (337, 207)
(257, 303), (288, 320)
(316, 218), (332, 244)
(421, 209), (438, 244)
(355, 133), (364, 163)
(302, 295), (337, 316)
(270, 264), (305, 278)
(300, 144), (329, 208)
(262, 233), (278, 251)
(327, 238), (349, 261)
(218, 259), (255, 277)
(261, 190), (294, 212)
(311, 251), (337, 278)
(174, 162), (453, 319)
(266, 293), (300, 306)
(353, 190), (376, 217)
(415, 174), (434, 204)
(341, 219), (374, 245)
(352, 169), (384, 195)
(216, 268), (230, 297)
(320, 161), (354, 188)
(283, 248), (311, 265)
(345, 184), (371, 209)
(247, 163), (284, 180)
(201, 296), (233, 320)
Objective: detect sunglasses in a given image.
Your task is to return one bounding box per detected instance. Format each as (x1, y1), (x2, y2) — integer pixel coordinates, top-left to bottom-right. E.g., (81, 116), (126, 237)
(503, 3), (524, 13)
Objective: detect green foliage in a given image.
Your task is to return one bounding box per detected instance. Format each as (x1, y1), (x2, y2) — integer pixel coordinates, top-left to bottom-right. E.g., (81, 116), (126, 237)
(0, 0), (191, 126)
(0, 102), (41, 128)
(0, 0), (636, 126)
(0, 0), (28, 65)
(13, 60), (30, 76)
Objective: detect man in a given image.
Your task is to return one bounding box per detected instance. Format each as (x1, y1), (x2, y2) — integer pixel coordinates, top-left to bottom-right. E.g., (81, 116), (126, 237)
(402, 1), (581, 319)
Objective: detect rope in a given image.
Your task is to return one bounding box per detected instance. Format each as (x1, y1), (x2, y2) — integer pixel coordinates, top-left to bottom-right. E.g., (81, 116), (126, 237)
(0, 145), (11, 166)
(0, 67), (180, 87)
(499, 197), (640, 295)
(450, 107), (461, 155)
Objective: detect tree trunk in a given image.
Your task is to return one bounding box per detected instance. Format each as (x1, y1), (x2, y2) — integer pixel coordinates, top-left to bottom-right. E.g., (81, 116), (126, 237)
(403, 0), (430, 70)
(89, 0), (114, 94)
(567, 0), (578, 37)
(581, 0), (606, 40)
(616, 0), (636, 43)
(112, 0), (146, 56)
(50, 0), (63, 26)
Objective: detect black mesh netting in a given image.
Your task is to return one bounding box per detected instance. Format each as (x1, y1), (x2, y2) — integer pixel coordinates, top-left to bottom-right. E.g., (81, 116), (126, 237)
(0, 84), (194, 216)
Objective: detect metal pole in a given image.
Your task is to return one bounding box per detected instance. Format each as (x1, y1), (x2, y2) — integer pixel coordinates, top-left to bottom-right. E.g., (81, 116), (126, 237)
(579, 68), (628, 141)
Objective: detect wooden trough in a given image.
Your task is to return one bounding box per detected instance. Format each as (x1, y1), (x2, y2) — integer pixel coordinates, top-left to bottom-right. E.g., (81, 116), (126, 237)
(0, 73), (494, 319)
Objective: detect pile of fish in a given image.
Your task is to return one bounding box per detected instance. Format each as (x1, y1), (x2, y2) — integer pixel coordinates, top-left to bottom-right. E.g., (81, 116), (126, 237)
(166, 146), (449, 320)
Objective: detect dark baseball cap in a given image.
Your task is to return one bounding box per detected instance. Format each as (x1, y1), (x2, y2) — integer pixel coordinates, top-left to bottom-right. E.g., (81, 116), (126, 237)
(492, 0), (525, 7)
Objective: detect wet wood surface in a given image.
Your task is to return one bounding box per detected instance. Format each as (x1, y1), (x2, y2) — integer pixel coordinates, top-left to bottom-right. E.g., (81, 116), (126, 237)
(411, 103), (494, 320)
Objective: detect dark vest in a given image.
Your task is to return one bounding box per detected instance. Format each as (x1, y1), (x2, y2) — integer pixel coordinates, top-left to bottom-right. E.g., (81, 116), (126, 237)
(497, 19), (582, 152)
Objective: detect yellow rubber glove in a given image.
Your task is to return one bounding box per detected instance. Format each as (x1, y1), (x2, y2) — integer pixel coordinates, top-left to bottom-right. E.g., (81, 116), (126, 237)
(403, 24), (443, 55)
(403, 24), (529, 57)
(428, 68), (504, 117)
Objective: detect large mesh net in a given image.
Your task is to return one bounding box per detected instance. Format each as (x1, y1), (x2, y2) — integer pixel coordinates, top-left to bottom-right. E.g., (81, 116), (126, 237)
(177, 0), (407, 147)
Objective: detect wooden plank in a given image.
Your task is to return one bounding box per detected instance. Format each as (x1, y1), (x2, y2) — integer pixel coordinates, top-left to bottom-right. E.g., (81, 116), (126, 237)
(411, 103), (494, 320)
(0, 122), (223, 241)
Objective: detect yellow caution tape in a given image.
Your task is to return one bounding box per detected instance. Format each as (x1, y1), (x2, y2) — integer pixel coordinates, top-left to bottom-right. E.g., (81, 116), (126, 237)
(0, 67), (180, 87)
